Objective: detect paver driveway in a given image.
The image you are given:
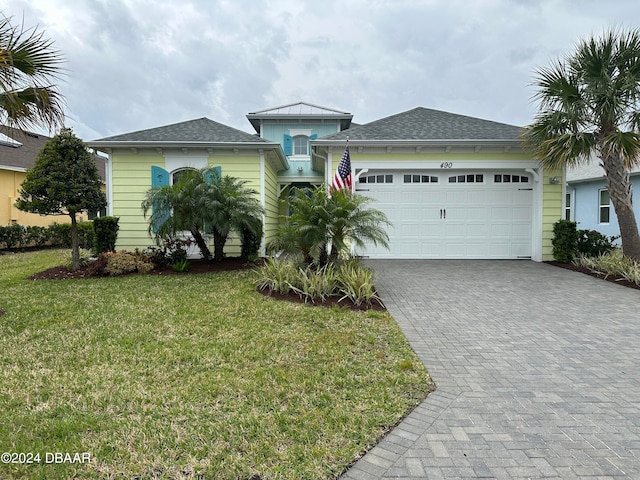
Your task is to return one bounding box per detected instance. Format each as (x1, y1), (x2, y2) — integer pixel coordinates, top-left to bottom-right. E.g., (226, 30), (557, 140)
(342, 260), (640, 480)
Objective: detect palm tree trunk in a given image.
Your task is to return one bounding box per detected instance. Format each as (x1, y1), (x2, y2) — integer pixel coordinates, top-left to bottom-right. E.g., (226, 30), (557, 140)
(601, 154), (640, 261)
(213, 230), (227, 262)
(190, 228), (212, 261)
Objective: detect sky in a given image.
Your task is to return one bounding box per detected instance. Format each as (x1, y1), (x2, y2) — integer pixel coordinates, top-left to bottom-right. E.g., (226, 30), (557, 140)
(1, 0), (639, 142)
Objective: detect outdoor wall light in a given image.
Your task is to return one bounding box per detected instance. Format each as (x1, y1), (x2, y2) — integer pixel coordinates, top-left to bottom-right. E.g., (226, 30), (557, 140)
(549, 176), (560, 184)
(297, 167), (304, 173)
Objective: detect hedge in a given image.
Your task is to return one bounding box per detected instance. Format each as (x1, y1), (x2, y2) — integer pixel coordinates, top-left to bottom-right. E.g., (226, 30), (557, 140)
(0, 222), (95, 250)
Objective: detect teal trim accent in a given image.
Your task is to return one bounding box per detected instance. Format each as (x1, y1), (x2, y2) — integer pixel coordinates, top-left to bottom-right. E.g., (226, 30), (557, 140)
(309, 134), (318, 141)
(204, 166), (222, 184)
(151, 165), (169, 187)
(150, 166), (170, 233)
(283, 134), (292, 156)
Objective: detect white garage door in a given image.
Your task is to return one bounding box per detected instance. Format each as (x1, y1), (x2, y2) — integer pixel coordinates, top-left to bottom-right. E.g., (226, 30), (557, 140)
(356, 171), (533, 259)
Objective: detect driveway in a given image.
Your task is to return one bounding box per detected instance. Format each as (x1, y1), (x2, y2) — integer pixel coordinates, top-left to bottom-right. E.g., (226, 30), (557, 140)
(342, 260), (640, 480)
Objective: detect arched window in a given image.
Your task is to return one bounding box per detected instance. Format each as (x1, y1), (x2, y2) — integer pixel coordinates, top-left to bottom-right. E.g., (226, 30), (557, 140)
(292, 135), (308, 155)
(171, 168), (197, 185)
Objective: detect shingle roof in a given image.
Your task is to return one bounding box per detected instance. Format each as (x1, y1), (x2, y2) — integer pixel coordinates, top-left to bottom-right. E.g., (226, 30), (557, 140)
(0, 128), (50, 170)
(0, 127), (106, 180)
(93, 117), (270, 144)
(318, 107), (523, 142)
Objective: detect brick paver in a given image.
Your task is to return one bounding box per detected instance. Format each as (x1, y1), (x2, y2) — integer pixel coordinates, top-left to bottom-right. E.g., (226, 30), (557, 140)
(341, 260), (640, 479)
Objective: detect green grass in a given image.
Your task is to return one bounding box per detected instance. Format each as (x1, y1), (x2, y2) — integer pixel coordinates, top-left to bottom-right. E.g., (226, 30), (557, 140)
(0, 250), (433, 479)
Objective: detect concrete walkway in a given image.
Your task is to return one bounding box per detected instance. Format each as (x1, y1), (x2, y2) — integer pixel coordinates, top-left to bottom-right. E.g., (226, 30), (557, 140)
(342, 260), (640, 480)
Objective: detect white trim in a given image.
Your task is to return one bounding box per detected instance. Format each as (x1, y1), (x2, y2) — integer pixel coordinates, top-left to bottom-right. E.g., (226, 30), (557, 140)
(164, 154), (208, 173)
(0, 164), (27, 172)
(531, 167), (543, 262)
(106, 153), (113, 216)
(288, 129), (312, 137)
(351, 160), (539, 170)
(259, 150), (266, 257)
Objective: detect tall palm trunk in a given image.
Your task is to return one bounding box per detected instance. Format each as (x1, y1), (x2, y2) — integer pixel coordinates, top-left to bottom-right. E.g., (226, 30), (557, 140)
(601, 153), (640, 261)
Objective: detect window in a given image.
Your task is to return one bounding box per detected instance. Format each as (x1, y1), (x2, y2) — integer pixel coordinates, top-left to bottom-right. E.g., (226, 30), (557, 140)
(359, 174), (393, 184)
(564, 193), (571, 221)
(171, 168), (197, 185)
(293, 135), (308, 155)
(404, 174), (438, 184)
(599, 189), (610, 223)
(494, 174), (529, 183)
(448, 174), (484, 183)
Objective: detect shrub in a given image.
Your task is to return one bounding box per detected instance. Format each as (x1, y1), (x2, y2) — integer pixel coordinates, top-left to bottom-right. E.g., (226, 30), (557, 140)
(24, 226), (52, 247)
(255, 257), (300, 294)
(50, 222), (95, 249)
(552, 219), (578, 263)
(290, 263), (338, 303)
(241, 225), (262, 261)
(576, 229), (619, 257)
(574, 249), (640, 286)
(63, 248), (93, 271)
(172, 259), (191, 272)
(93, 216), (120, 253)
(337, 260), (383, 307)
(102, 251), (154, 276)
(0, 224), (25, 249)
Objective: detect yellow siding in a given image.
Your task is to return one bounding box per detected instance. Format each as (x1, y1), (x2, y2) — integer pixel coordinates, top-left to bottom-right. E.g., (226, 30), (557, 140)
(111, 152), (264, 257)
(541, 169), (563, 261)
(1, 169), (97, 226)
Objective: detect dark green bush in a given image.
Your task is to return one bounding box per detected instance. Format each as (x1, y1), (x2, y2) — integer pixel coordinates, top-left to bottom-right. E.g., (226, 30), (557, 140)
(577, 229), (619, 257)
(24, 226), (52, 247)
(93, 216), (120, 253)
(49, 222), (95, 249)
(241, 226), (262, 261)
(0, 224), (25, 249)
(552, 219), (578, 263)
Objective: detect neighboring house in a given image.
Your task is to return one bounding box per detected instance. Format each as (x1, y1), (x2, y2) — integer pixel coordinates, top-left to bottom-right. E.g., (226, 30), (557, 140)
(566, 158), (640, 240)
(89, 102), (563, 261)
(0, 128), (106, 227)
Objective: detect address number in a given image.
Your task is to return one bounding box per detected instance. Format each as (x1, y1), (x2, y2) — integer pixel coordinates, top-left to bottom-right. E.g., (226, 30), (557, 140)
(440, 162), (453, 169)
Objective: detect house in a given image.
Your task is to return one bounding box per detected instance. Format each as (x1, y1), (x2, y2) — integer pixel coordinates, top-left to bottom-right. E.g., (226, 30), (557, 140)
(0, 127), (106, 227)
(566, 158), (640, 240)
(89, 102), (563, 261)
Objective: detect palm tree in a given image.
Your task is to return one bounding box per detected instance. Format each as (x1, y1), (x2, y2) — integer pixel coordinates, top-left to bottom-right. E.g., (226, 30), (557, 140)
(142, 169), (214, 260)
(142, 170), (264, 262)
(205, 176), (264, 262)
(326, 187), (390, 262)
(0, 16), (65, 131)
(269, 185), (390, 265)
(524, 28), (640, 261)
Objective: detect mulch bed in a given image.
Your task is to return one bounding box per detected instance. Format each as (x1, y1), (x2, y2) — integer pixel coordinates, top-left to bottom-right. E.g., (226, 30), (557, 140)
(28, 257), (258, 280)
(27, 257), (385, 312)
(546, 261), (640, 291)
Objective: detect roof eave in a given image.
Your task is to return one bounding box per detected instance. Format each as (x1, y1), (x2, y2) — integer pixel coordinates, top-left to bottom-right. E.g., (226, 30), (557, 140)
(311, 138), (524, 147)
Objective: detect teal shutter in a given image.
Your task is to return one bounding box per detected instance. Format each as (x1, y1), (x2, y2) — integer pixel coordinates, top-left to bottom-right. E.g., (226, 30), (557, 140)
(204, 166), (222, 184)
(308, 134), (317, 153)
(150, 166), (170, 233)
(283, 134), (292, 156)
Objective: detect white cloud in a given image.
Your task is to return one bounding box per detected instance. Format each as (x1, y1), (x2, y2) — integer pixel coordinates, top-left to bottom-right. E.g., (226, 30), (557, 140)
(1, 0), (639, 139)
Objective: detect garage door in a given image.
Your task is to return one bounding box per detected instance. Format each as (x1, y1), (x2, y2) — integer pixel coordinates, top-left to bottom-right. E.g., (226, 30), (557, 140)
(356, 171), (533, 259)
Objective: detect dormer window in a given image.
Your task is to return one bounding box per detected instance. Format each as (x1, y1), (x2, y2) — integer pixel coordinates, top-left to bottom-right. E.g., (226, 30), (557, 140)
(293, 135), (308, 156)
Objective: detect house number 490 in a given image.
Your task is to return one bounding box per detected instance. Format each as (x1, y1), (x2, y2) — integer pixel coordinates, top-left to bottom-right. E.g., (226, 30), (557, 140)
(440, 162), (453, 168)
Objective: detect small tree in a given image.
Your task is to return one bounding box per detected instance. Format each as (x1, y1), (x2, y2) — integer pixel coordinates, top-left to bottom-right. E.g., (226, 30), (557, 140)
(15, 128), (106, 269)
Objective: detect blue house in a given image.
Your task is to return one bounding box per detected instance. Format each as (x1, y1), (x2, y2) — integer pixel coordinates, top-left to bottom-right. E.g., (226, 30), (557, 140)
(566, 159), (640, 240)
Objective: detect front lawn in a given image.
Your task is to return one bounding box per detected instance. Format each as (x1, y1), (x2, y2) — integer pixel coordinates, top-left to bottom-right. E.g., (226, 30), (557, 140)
(0, 250), (433, 479)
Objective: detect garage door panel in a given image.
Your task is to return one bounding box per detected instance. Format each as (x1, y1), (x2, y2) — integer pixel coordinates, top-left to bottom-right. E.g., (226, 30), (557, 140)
(358, 170), (533, 259)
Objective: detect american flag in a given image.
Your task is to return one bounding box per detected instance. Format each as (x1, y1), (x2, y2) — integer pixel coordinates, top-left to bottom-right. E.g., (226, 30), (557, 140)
(331, 145), (352, 191)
